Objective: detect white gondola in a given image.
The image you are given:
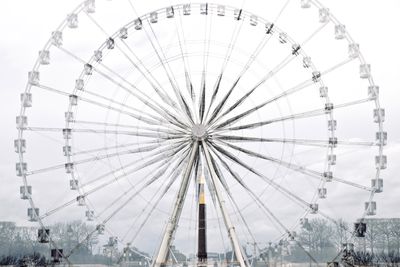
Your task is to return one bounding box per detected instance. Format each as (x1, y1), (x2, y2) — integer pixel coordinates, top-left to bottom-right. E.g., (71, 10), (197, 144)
(106, 38), (115, 49)
(39, 50), (50, 65)
(365, 201), (377, 216)
(325, 103), (334, 111)
(149, 12), (158, 24)
(14, 139), (26, 153)
(234, 9), (242, 20)
(63, 145), (72, 156)
(16, 115), (28, 129)
(20, 185), (32, 199)
(120, 27), (128, 39)
(348, 43), (360, 58)
(28, 208), (39, 222)
(320, 86), (328, 98)
(65, 112), (74, 122)
(200, 4), (208, 15)
(84, 0), (95, 14)
(134, 18), (142, 30)
(69, 94), (78, 106)
(250, 15), (258, 26)
(77, 195), (85, 206)
(324, 171), (333, 182)
(84, 63), (93, 75)
(166, 6), (174, 18)
(312, 71), (321, 82)
(62, 128), (72, 139)
(328, 154), (337, 165)
(21, 93), (32, 107)
(75, 79), (84, 90)
(360, 64), (371, 79)
(373, 108), (385, 123)
(67, 14), (78, 28)
(86, 210), (95, 221)
(65, 162), (74, 173)
(28, 71), (39, 85)
(334, 24), (346, 40)
(96, 224), (105, 235)
(371, 178), (383, 193)
(265, 22), (274, 34)
(328, 120), (337, 131)
(310, 203), (318, 214)
(183, 4), (191, 16)
(292, 44), (301, 55)
(38, 228), (50, 243)
(94, 50), (102, 62)
(368, 85), (379, 99)
(70, 179), (78, 190)
(51, 31), (63, 47)
(375, 155), (387, 169)
(16, 162), (27, 176)
(376, 132), (387, 146)
(319, 8), (330, 23)
(279, 32), (288, 44)
(217, 5), (225, 16)
(318, 188), (327, 199)
(329, 137), (338, 147)
(303, 57), (312, 68)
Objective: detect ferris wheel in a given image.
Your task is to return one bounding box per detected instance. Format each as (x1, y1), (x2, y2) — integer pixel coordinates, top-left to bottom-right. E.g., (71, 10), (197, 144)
(16, 0), (386, 266)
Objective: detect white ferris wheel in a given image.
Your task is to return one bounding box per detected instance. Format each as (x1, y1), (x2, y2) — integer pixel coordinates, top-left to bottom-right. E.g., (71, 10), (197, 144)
(15, 0), (386, 266)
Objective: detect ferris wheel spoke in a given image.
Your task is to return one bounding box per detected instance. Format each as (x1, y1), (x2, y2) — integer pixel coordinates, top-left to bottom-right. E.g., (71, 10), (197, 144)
(215, 135), (376, 148)
(217, 95), (373, 133)
(211, 146), (322, 265)
(68, 155), (183, 262)
(208, 142), (313, 210)
(57, 46), (188, 129)
(207, 151), (261, 258)
(153, 142), (200, 267)
(82, 142), (190, 193)
(212, 77), (316, 131)
(174, 6), (195, 104)
(119, 148), (190, 256)
(26, 139), (183, 177)
(202, 142), (249, 267)
(84, 12), (183, 119)
(127, 1), (196, 125)
(97, 145), (189, 221)
(38, 142), (189, 221)
(204, 12), (246, 123)
(35, 83), (165, 127)
(71, 120), (186, 136)
(210, 150), (286, 235)
(215, 139), (373, 192)
(81, 88), (182, 129)
(25, 126), (180, 140)
(211, 21), (330, 127)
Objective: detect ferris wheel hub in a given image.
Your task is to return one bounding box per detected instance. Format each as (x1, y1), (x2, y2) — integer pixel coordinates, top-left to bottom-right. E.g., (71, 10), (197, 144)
(192, 124), (208, 140)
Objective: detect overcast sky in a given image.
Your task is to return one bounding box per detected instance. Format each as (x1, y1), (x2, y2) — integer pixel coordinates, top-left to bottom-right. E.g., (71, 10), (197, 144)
(0, 0), (399, 255)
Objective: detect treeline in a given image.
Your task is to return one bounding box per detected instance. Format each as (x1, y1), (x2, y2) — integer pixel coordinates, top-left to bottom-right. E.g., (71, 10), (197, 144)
(283, 218), (400, 264)
(0, 220), (109, 265)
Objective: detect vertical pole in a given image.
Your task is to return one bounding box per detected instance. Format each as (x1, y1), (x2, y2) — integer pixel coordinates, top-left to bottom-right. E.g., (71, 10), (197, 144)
(202, 143), (248, 267)
(152, 142), (199, 267)
(197, 173), (208, 265)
